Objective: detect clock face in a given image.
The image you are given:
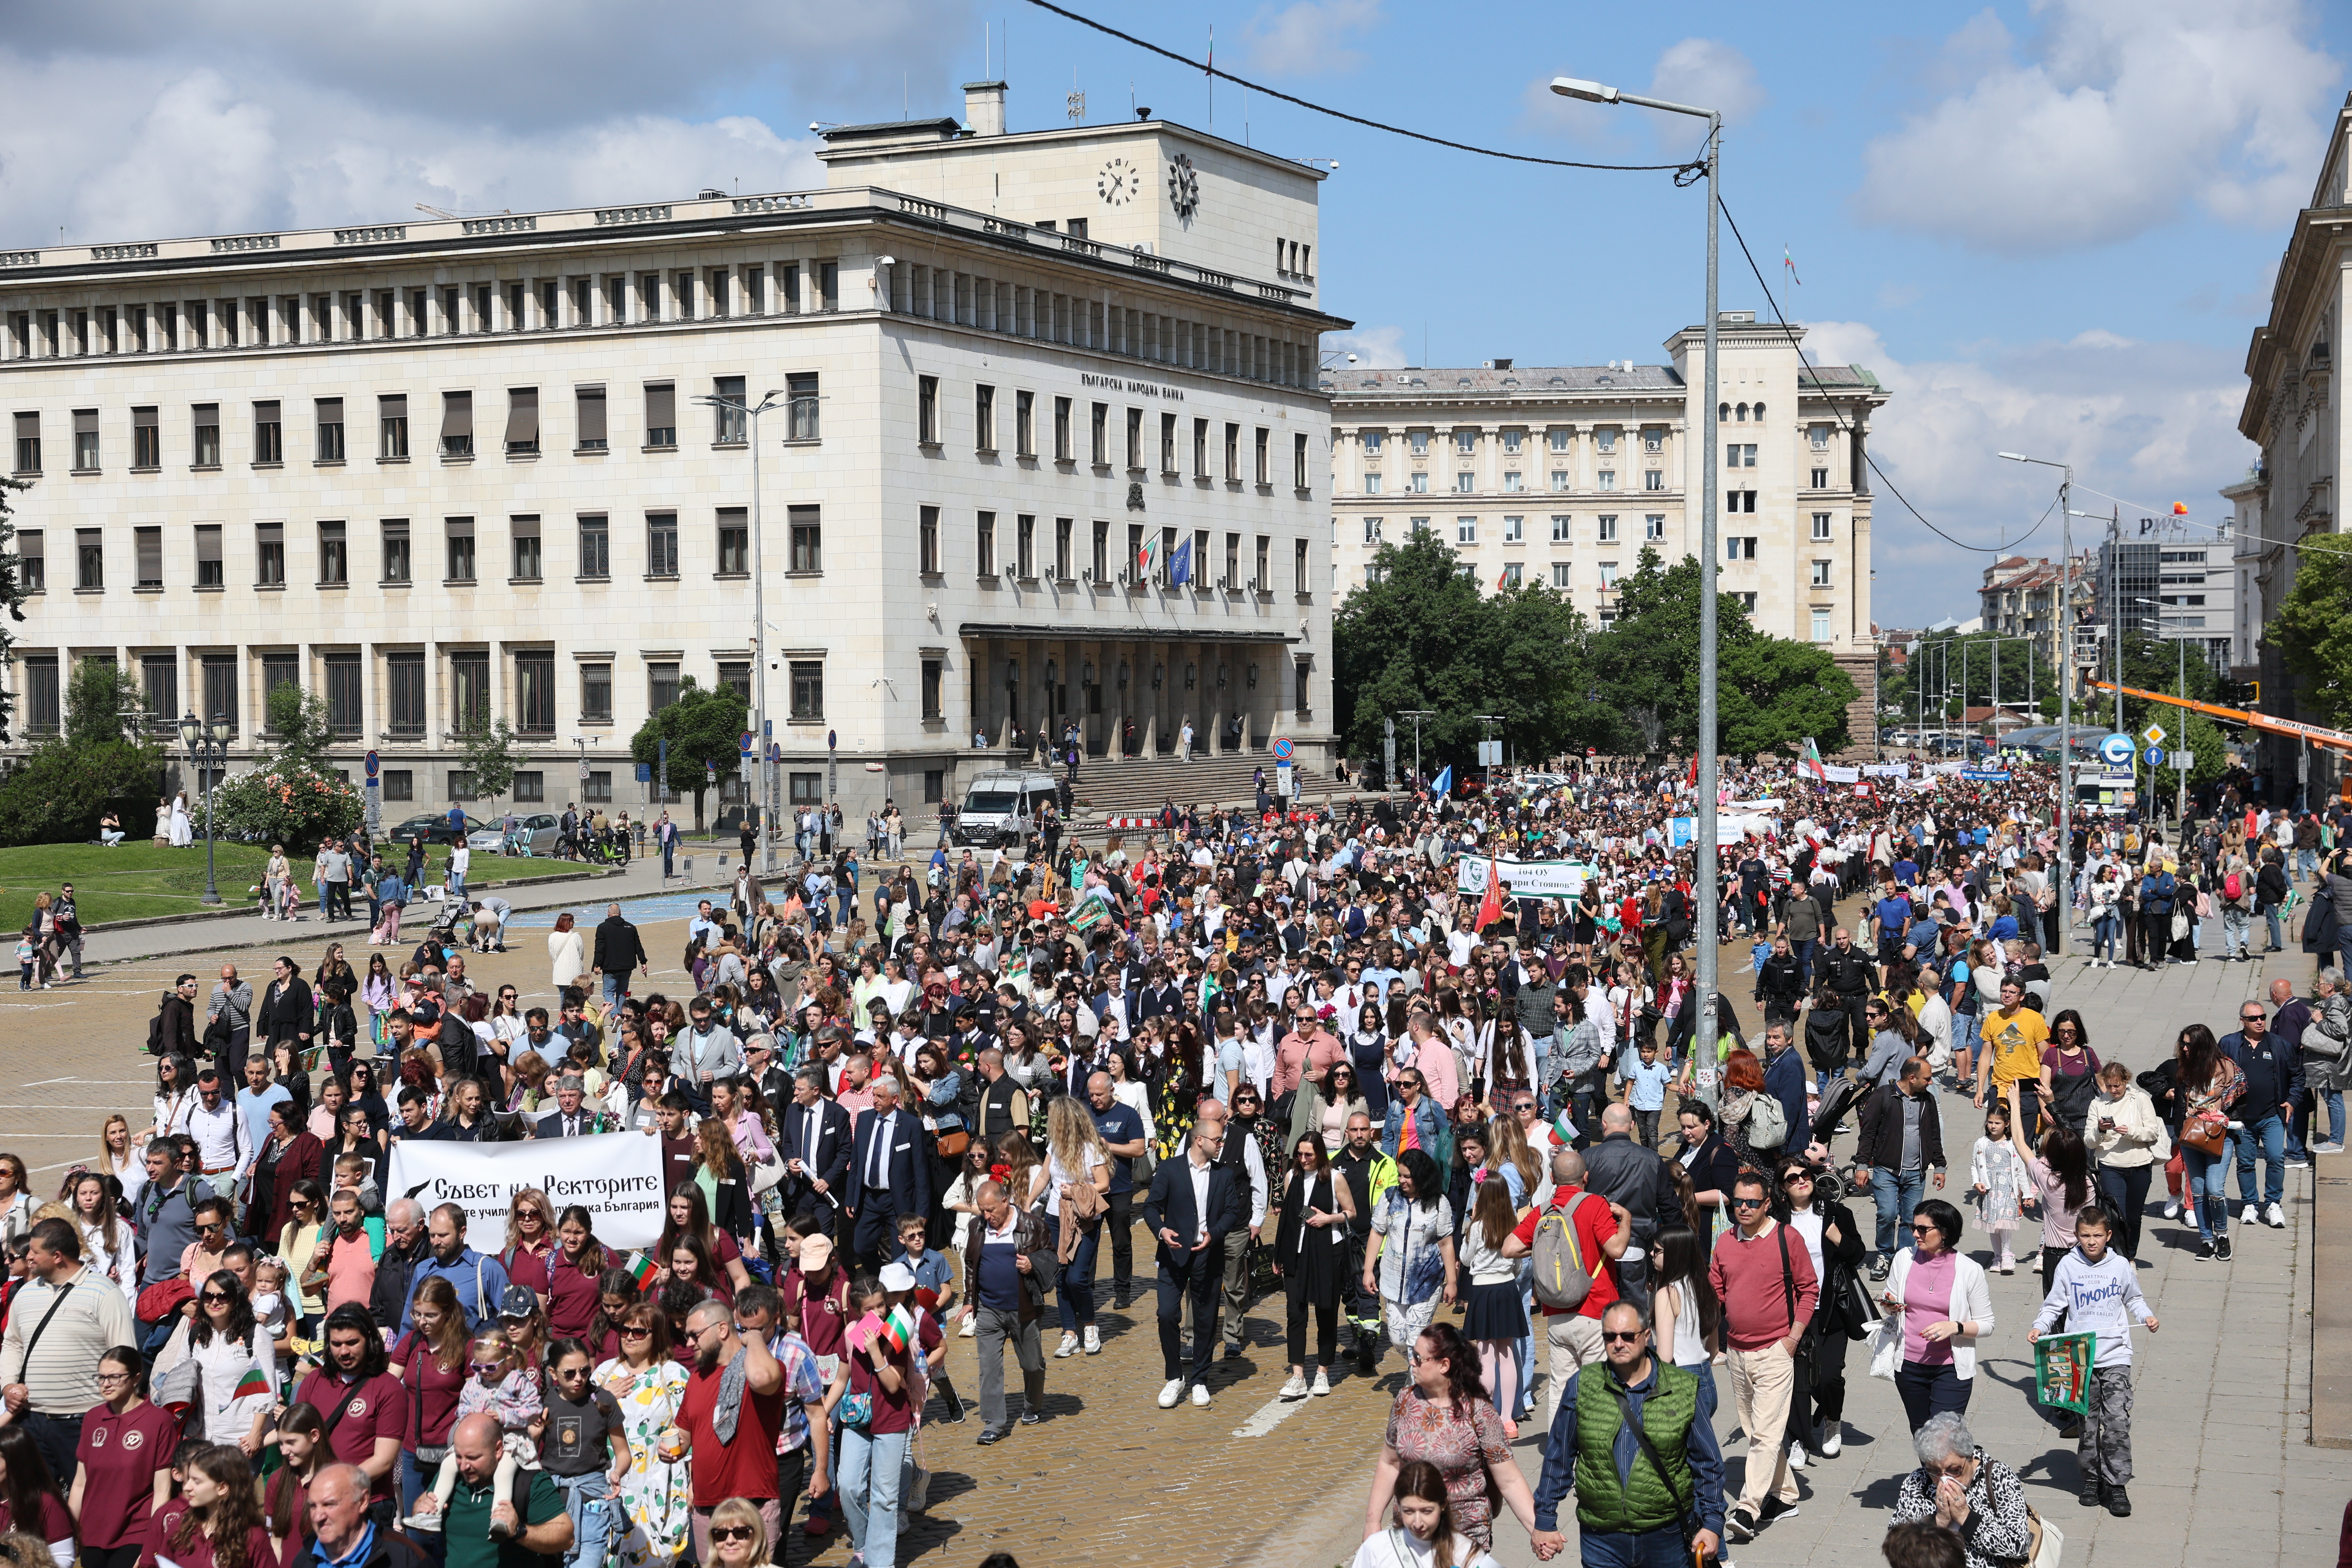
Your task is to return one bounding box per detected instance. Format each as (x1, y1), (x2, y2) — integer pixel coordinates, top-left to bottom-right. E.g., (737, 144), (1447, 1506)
(1098, 156), (1139, 206)
(1167, 153), (1199, 220)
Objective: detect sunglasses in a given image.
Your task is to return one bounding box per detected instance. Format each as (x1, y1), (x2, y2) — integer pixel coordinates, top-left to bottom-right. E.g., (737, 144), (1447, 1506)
(707, 1527), (755, 1544)
(469, 1362), (509, 1378)
(1600, 1329), (1644, 1344)
(195, 1223), (224, 1235)
(200, 1291), (232, 1304)
(619, 1326), (652, 1339)
(1731, 1197), (1768, 1209)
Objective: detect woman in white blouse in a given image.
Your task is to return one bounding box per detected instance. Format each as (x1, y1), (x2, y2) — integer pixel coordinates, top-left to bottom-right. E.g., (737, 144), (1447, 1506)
(70, 1171), (135, 1297)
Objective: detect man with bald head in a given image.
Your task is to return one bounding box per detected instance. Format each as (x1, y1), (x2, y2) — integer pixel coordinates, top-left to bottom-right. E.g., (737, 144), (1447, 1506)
(437, 1414), (572, 1568)
(288, 1463), (435, 1568)
(1582, 1102), (1672, 1316)
(1503, 1145), (1634, 1425)
(590, 902), (648, 1010)
(1087, 1070), (1150, 1308)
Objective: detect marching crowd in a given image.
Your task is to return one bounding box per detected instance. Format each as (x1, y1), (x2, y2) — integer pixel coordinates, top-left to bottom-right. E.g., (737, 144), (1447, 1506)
(0, 749), (2341, 1568)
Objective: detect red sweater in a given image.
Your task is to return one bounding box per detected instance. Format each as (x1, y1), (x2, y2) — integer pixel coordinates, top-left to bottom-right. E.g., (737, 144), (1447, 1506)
(1706, 1218), (1818, 1350)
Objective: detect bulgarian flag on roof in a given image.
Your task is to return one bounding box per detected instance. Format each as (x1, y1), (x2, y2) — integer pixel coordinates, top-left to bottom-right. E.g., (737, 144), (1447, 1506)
(1801, 736), (1828, 783)
(622, 1251), (661, 1292)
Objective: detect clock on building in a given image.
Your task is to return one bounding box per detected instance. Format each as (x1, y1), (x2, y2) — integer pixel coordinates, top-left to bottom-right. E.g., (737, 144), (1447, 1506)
(1097, 156), (1140, 205)
(1166, 153), (1199, 220)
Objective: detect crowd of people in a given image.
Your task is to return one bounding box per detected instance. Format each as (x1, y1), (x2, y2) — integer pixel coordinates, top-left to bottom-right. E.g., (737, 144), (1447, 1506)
(2, 749), (2344, 1568)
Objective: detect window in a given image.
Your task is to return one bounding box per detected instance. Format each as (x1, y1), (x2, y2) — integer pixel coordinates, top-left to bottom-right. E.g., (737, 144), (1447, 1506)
(578, 662), (613, 724)
(1089, 403), (1108, 466)
(647, 661), (681, 714)
(706, 376), (744, 445)
(975, 385), (996, 452)
(577, 514), (610, 578)
(1156, 412), (1176, 474)
(1410, 471), (1429, 494)
(1364, 473), (1383, 495)
(1092, 519), (1109, 582)
(1503, 515), (1524, 543)
(788, 505), (820, 572)
(1725, 491), (1757, 513)
(1499, 563), (1523, 587)
(322, 653), (361, 735)
(818, 261), (838, 312)
(1644, 430), (1664, 453)
(576, 387), (607, 451)
(1598, 561), (1619, 589)
(916, 654), (945, 721)
(1054, 516), (1073, 580)
(644, 382), (676, 447)
(1503, 471), (1523, 493)
(17, 655), (55, 737)
(381, 518), (410, 583)
(1194, 417), (1210, 477)
(379, 394), (407, 459)
(1597, 470), (1616, 491)
(256, 521), (284, 585)
(445, 516), (475, 581)
(1255, 428), (1270, 486)
(1811, 512), (1833, 541)
(1502, 430), (1523, 455)
(192, 404), (220, 467)
(1551, 562), (1572, 588)
(646, 512), (679, 577)
(716, 508), (749, 574)
(976, 512), (996, 575)
(75, 530), (102, 589)
(14, 530), (38, 592)
(1550, 471), (1569, 492)
(1810, 559), (1832, 586)
(1810, 467), (1828, 489)
(194, 524), (222, 587)
(1015, 390), (1035, 457)
(918, 505), (940, 574)
(311, 398), (343, 463)
(1054, 396), (1073, 460)
(1364, 517), (1384, 544)
(918, 376), (940, 445)
(139, 655), (174, 728)
(789, 771), (822, 807)
(1225, 422), (1240, 480)
(385, 652), (425, 736)
(260, 653), (299, 720)
(71, 408), (99, 471)
(1454, 430), (1475, 455)
(1811, 610), (1833, 642)
(1596, 515), (1617, 542)
(789, 660), (824, 720)
(1256, 535), (1270, 589)
(515, 650), (555, 734)
(510, 515), (541, 580)
(135, 526), (162, 588)
(1644, 470), (1664, 491)
(1738, 591), (1758, 613)
(1456, 471), (1474, 494)
(1810, 424), (1831, 451)
(11, 413), (36, 474)
(510, 771), (545, 804)
(1550, 515), (1571, 543)
(201, 655), (238, 733)
(1597, 429), (1617, 454)
(784, 371), (818, 441)
(121, 405), (160, 469)
(442, 650), (488, 730)
(1411, 431), (1431, 456)
(254, 401), (282, 464)
(1456, 516), (1477, 544)
(381, 769), (414, 802)
(1295, 431), (1310, 490)
(446, 770), (477, 803)
(1645, 515), (1666, 540)
(439, 391), (473, 457)
(1726, 536), (1757, 561)
(1363, 429), (1385, 454)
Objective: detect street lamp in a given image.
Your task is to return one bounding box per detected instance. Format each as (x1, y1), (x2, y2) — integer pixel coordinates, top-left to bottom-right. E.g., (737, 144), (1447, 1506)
(695, 385), (820, 878)
(1555, 72), (1725, 1049)
(1998, 451), (2073, 954)
(177, 710), (232, 906)
(1397, 709), (1435, 788)
(2132, 595), (2186, 820)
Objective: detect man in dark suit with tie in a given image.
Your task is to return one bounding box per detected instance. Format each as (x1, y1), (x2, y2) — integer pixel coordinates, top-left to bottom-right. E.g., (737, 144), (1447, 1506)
(1141, 1117), (1248, 1410)
(846, 1076), (930, 1267)
(534, 1075), (597, 1139)
(779, 1067), (852, 1220)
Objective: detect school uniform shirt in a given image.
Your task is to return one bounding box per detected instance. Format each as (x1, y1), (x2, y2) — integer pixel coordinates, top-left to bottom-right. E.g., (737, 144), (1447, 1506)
(291, 1367), (409, 1499)
(76, 1401), (181, 1552)
(390, 1332), (466, 1450)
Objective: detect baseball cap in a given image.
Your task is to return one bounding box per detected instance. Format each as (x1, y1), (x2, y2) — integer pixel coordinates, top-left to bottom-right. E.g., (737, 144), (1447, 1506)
(798, 1234), (835, 1270)
(498, 1284), (537, 1321)
(878, 1261), (916, 1294)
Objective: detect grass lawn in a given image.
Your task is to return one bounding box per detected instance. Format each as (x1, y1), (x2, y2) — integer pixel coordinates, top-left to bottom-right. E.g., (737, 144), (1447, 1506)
(0, 841), (558, 931)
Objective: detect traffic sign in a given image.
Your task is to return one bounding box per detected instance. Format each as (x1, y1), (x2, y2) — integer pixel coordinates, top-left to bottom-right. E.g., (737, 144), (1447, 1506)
(2145, 746), (2165, 767)
(2176, 749), (2195, 771)
(705, 761), (717, 784)
(738, 730), (755, 755)
(364, 749), (380, 780)
(1271, 736), (1295, 763)
(2098, 734), (2134, 766)
(634, 763), (652, 783)
(2141, 723), (2167, 746)
(1276, 764), (1294, 797)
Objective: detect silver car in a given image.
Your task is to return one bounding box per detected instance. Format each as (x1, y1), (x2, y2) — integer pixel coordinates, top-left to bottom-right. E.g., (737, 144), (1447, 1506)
(469, 813), (563, 856)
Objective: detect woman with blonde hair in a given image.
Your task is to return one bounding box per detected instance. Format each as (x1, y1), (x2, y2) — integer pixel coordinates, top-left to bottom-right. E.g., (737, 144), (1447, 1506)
(699, 1497), (768, 1568)
(500, 1187), (558, 1299)
(1044, 1096), (1111, 1359)
(94, 1112), (147, 1210)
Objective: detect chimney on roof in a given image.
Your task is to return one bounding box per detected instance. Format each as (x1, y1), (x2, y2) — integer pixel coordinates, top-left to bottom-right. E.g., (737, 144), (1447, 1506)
(964, 80), (1007, 137)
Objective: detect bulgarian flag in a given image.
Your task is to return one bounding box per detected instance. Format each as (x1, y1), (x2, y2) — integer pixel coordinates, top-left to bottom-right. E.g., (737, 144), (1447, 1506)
(1801, 736), (1828, 783)
(233, 1365), (271, 1403)
(1136, 531), (1162, 579)
(1549, 1108), (1579, 1148)
(621, 1251), (661, 1292)
(882, 1303), (920, 1354)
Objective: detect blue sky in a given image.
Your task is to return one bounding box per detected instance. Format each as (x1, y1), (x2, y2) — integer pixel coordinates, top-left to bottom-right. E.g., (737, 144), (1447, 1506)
(4, 0), (2344, 626)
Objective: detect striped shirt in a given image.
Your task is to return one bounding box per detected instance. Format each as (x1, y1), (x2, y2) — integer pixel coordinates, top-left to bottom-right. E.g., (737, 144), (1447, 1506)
(0, 1266), (137, 1414)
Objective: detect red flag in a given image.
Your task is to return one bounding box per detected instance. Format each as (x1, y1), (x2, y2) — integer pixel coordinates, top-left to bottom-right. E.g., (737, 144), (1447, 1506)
(1686, 752), (1699, 788)
(1477, 854), (1504, 932)
(1496, 565), (1510, 590)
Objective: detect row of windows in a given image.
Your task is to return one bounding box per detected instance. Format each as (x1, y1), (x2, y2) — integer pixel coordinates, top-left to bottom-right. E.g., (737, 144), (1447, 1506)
(1366, 563), (1837, 642)
(943, 508), (1312, 594)
(1356, 427), (1665, 455)
(911, 380), (1311, 492)
(9, 374), (819, 475)
(1359, 468), (1667, 495)
(1353, 513), (1839, 546)
(8, 261), (842, 363)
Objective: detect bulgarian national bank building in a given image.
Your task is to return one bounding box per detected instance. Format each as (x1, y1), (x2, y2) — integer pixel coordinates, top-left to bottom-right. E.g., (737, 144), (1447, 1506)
(0, 81), (1345, 823)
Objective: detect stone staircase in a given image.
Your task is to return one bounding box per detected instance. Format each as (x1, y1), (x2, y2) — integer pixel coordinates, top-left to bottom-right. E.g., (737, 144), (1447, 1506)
(1065, 751), (1328, 817)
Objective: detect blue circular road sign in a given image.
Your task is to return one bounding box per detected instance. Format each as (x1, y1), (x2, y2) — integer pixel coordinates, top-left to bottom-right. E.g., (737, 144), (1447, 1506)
(2145, 746), (2165, 767)
(2098, 733), (2134, 766)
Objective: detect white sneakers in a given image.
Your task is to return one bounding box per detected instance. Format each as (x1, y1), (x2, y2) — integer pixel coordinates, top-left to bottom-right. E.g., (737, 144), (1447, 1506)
(958, 1315), (976, 1338)
(2241, 1203), (2259, 1226)
(1312, 1368), (1332, 1397)
(1788, 1441), (1808, 1470)
(2265, 1202), (2287, 1229)
(1279, 1373), (1309, 1400)
(1157, 1378), (1185, 1409)
(1818, 1426), (1842, 1458)
(1191, 1382), (1212, 1408)
(1053, 1332), (1081, 1359)
(1083, 1325), (1102, 1355)
(2163, 1200), (2182, 1221)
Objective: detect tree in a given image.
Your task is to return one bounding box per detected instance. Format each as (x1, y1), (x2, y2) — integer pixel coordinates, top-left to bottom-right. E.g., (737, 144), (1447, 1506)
(0, 657), (162, 846)
(456, 719), (522, 815)
(263, 682), (337, 775)
(0, 478), (31, 745)
(1901, 629), (2058, 725)
(629, 678), (748, 830)
(65, 660), (144, 748)
(2271, 539), (2352, 726)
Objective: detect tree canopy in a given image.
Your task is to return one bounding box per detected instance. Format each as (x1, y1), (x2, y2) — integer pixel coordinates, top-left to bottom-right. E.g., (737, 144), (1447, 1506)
(629, 678), (748, 829)
(2272, 539), (2352, 728)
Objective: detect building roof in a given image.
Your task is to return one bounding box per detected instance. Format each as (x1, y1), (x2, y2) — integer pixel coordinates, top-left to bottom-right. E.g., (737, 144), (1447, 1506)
(1323, 361), (1882, 398)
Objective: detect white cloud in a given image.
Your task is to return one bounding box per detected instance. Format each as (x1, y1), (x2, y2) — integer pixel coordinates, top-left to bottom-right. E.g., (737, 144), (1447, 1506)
(1648, 39), (1766, 125)
(1802, 318), (2257, 623)
(1326, 327), (1408, 368)
(1235, 0), (1385, 78)
(0, 0), (967, 246)
(1518, 37), (1762, 149)
(1855, 0), (2341, 253)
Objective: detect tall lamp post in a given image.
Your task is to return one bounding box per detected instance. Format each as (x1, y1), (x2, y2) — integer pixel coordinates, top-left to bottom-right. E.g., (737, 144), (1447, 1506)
(1397, 709), (1435, 788)
(1999, 452), (2072, 954)
(695, 385), (820, 879)
(178, 710), (232, 906)
(1553, 73), (1724, 1050)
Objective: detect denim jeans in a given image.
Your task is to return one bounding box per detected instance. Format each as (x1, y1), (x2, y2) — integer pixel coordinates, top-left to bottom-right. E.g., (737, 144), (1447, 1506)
(2091, 914), (2119, 962)
(1575, 1524), (1691, 1568)
(2265, 907), (2285, 950)
(601, 972), (624, 1010)
(1057, 1222), (1101, 1332)
(2300, 848), (2319, 881)
(839, 1425), (912, 1568)
(2183, 1144), (2230, 1239)
(2318, 1089), (2348, 1148)
(2222, 907), (2251, 957)
(2232, 1111), (2287, 1207)
(1791, 937), (1818, 989)
(1871, 1167), (1927, 1259)
(399, 1450), (449, 1567)
(548, 1469), (615, 1568)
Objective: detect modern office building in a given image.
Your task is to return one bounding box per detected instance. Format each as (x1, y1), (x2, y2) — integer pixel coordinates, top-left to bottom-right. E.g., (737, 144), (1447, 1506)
(1323, 314), (1888, 751)
(2089, 517), (2238, 674)
(0, 81), (1345, 825)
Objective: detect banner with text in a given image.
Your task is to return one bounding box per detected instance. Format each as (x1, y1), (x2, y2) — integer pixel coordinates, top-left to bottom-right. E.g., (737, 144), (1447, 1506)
(1453, 856), (1594, 900)
(1819, 764), (1862, 783)
(387, 1132), (666, 1248)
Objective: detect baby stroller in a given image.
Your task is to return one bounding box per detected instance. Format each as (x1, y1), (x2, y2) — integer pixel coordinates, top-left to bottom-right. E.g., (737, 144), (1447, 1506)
(425, 897), (472, 952)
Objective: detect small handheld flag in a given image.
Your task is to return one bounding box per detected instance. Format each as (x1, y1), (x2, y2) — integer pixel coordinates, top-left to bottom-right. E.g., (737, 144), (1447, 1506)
(1549, 1109), (1579, 1148)
(1801, 736), (1828, 783)
(1431, 764), (1454, 798)
(622, 1251), (660, 1291)
(884, 1302), (920, 1353)
(233, 1365), (271, 1402)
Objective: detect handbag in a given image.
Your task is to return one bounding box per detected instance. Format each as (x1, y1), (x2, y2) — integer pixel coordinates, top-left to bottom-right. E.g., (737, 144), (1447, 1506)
(2181, 1111), (2228, 1157)
(837, 1390), (874, 1432)
(2025, 1503), (2064, 1567)
(1866, 1314), (1900, 1380)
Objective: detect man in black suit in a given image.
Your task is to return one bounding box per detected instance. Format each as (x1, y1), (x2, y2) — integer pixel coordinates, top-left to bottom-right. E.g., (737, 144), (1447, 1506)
(845, 1077), (930, 1267)
(778, 1067), (852, 1219)
(534, 1076), (597, 1139)
(1141, 1118), (1249, 1409)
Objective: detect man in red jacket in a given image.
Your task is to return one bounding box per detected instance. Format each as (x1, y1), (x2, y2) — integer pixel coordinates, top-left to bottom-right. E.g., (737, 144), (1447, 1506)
(1708, 1170), (1819, 1544)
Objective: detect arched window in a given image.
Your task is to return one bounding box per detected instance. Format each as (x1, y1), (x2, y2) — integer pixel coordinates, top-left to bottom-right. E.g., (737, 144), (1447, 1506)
(1718, 403), (1731, 422)
(1753, 402), (1766, 423)
(1735, 403), (1748, 422)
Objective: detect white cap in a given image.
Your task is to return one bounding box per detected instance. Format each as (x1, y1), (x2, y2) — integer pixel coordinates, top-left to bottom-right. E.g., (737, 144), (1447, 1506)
(878, 1261), (917, 1293)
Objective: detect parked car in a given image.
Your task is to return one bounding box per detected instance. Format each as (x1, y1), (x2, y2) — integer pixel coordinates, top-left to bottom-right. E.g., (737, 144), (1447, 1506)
(468, 813), (562, 856)
(387, 811), (486, 846)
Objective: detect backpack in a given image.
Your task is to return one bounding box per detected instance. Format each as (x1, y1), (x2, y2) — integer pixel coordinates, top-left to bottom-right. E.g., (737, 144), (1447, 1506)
(1746, 1092), (1789, 1152)
(2224, 871), (2243, 903)
(147, 1003), (168, 1057)
(1530, 1192), (1603, 1312)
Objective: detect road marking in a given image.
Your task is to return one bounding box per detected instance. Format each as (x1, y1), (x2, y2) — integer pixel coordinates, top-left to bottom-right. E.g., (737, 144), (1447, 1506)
(1231, 1388), (1312, 1438)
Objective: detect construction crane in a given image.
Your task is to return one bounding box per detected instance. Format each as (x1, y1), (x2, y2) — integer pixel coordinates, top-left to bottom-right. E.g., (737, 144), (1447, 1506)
(2086, 679), (2352, 758)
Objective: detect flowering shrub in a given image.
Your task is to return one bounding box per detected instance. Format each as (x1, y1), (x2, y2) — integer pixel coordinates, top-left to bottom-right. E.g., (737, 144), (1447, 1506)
(195, 763), (364, 845)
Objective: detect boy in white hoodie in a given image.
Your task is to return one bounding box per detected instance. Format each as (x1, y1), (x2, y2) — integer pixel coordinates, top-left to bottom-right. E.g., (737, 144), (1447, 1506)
(2031, 1202), (2158, 1519)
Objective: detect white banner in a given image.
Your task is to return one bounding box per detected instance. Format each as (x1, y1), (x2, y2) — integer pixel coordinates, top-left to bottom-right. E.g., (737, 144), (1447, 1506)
(387, 1132), (667, 1249)
(1862, 763), (1913, 779)
(1454, 855), (1593, 899)
(1819, 764), (1861, 783)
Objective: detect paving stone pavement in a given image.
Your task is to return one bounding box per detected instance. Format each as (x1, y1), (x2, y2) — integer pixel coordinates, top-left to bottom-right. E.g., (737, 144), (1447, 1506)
(7, 907), (2348, 1566)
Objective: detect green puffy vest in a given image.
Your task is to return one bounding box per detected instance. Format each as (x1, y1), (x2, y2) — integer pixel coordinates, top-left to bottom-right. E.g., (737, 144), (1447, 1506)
(1572, 1362), (1701, 1537)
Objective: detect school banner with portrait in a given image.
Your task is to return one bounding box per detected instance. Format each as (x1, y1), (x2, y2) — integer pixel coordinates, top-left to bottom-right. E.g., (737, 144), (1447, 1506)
(1453, 856), (1594, 900)
(387, 1131), (667, 1248)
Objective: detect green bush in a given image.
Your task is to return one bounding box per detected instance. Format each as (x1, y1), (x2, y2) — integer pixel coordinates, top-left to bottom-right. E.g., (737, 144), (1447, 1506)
(0, 739), (164, 846)
(196, 762), (365, 846)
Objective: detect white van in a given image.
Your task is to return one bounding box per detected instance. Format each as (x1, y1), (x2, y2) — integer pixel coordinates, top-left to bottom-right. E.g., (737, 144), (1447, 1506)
(952, 768), (1060, 849)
